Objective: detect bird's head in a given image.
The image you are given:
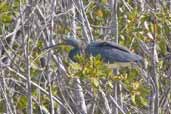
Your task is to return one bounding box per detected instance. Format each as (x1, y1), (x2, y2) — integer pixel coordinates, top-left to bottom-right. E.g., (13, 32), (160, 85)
(62, 38), (83, 48)
(42, 37), (85, 50)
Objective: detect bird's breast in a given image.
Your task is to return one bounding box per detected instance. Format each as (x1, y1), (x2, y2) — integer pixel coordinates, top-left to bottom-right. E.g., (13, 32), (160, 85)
(68, 48), (81, 62)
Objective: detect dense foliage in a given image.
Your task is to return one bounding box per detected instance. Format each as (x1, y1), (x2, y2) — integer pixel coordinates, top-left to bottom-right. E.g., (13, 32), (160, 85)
(0, 0), (171, 114)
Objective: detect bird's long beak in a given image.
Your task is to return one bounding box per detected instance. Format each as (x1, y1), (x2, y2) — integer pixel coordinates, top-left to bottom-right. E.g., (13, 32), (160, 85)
(42, 38), (68, 50)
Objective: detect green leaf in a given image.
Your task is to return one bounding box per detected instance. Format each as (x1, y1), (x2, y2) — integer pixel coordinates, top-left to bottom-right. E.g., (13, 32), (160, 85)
(0, 101), (5, 112)
(16, 96), (27, 109)
(125, 69), (139, 82)
(131, 94), (136, 105)
(0, 13), (12, 23)
(140, 96), (148, 106)
(107, 81), (113, 89)
(100, 0), (108, 4)
(91, 78), (99, 88)
(0, 2), (9, 12)
(159, 39), (167, 55)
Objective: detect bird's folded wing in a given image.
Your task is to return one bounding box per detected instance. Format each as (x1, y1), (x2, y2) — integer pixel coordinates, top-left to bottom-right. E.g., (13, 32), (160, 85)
(92, 41), (131, 53)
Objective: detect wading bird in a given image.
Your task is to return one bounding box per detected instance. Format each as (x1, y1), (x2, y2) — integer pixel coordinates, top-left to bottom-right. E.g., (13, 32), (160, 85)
(45, 38), (143, 68)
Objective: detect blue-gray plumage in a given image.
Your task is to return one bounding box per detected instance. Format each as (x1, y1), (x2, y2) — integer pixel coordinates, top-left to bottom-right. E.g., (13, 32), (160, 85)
(44, 38), (143, 67)
(86, 41), (142, 63)
(63, 38), (143, 67)
(68, 48), (81, 62)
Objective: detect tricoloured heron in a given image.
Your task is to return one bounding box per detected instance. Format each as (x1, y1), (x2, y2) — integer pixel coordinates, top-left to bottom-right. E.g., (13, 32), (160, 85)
(45, 38), (143, 68)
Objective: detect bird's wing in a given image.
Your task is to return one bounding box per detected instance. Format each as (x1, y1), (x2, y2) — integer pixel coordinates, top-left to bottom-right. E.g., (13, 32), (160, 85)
(93, 41), (131, 53)
(86, 41), (142, 63)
